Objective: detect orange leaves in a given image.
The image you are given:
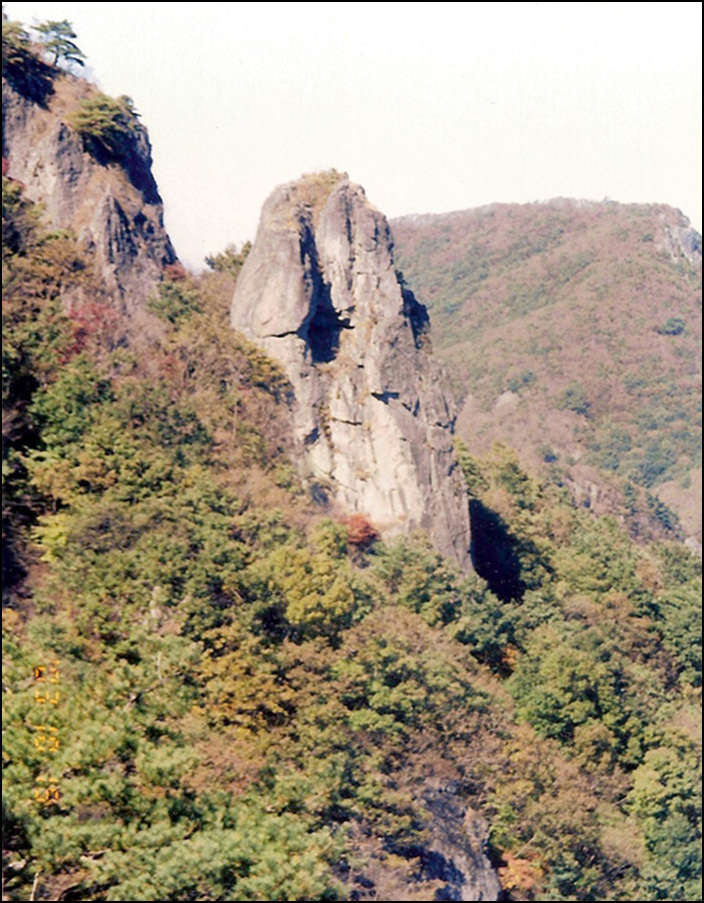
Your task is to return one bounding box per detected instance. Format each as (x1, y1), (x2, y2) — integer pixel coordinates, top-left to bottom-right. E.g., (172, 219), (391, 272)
(498, 851), (545, 896)
(344, 514), (380, 550)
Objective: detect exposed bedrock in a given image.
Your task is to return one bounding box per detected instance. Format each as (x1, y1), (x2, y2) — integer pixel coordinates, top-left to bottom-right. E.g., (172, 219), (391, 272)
(231, 172), (471, 569)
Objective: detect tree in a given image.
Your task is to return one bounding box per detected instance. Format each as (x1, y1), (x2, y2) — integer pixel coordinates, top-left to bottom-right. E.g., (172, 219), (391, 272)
(35, 19), (85, 68)
(205, 241), (251, 275)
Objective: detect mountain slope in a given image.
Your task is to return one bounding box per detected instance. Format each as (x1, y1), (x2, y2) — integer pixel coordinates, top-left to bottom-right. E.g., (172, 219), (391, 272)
(4, 172), (701, 902)
(2, 18), (702, 903)
(391, 200), (702, 543)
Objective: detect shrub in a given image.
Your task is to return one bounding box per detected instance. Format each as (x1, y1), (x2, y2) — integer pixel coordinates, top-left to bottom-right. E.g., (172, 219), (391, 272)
(66, 93), (138, 159)
(507, 370), (536, 393)
(656, 317), (686, 336)
(35, 19), (85, 68)
(560, 381), (590, 416)
(205, 241), (251, 275)
(148, 281), (201, 324)
(2, 18), (31, 68)
(345, 514), (380, 550)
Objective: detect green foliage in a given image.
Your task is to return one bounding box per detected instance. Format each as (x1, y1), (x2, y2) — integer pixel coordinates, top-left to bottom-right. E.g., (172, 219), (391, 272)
(74, 793), (344, 901)
(1, 18), (55, 103)
(646, 492), (681, 535)
(657, 317), (686, 336)
(507, 369), (536, 393)
(3, 184), (701, 902)
(633, 440), (678, 488)
(560, 380), (591, 416)
(508, 625), (645, 764)
(449, 577), (514, 671)
(654, 583), (702, 688)
(2, 179), (40, 256)
(35, 19), (85, 67)
(370, 534), (461, 625)
(392, 201), (702, 503)
(147, 279), (202, 323)
(2, 179), (94, 597)
(66, 93), (138, 159)
(2, 17), (30, 68)
(458, 448), (701, 776)
(205, 240), (252, 275)
(458, 445), (556, 602)
(28, 353), (112, 447)
(588, 424), (632, 471)
(628, 735), (702, 901)
(237, 521), (367, 644)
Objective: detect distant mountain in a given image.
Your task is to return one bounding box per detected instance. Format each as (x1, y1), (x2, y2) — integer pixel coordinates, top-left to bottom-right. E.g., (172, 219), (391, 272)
(392, 200), (702, 543)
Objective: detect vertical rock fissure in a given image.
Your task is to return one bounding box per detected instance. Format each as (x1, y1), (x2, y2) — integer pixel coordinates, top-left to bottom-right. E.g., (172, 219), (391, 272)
(401, 284), (430, 349)
(298, 221), (351, 364)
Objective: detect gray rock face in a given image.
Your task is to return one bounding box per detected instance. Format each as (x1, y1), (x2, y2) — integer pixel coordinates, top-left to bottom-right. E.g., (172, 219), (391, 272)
(348, 782), (503, 902)
(231, 173), (471, 569)
(2, 72), (176, 314)
(420, 786), (503, 902)
(662, 219), (702, 266)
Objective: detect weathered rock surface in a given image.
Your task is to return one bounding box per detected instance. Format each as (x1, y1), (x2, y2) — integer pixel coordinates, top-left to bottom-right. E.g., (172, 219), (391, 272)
(347, 782), (503, 902)
(662, 217), (702, 266)
(2, 69), (176, 315)
(419, 786), (503, 901)
(231, 172), (471, 568)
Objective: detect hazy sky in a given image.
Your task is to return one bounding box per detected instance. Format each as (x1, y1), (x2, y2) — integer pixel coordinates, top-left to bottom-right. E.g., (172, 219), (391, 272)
(6, 1), (703, 269)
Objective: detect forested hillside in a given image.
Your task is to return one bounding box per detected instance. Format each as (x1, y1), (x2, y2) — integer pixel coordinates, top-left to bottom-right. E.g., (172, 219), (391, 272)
(392, 201), (702, 544)
(2, 15), (702, 903)
(4, 174), (702, 902)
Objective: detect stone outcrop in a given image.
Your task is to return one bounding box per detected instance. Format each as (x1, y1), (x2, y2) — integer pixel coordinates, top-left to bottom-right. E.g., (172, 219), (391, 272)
(2, 67), (176, 315)
(231, 172), (471, 568)
(661, 217), (702, 266)
(419, 785), (503, 902)
(347, 782), (503, 901)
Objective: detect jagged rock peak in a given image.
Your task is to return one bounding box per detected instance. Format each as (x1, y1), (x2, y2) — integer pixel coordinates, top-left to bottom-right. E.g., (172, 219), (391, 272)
(231, 171), (472, 569)
(2, 66), (176, 316)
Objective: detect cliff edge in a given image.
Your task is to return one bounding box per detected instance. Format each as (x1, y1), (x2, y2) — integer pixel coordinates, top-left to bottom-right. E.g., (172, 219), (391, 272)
(2, 58), (176, 316)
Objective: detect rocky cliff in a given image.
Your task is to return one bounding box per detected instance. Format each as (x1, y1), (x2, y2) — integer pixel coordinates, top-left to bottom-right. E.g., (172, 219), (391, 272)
(231, 172), (472, 569)
(419, 787), (503, 902)
(348, 782), (502, 901)
(2, 62), (176, 316)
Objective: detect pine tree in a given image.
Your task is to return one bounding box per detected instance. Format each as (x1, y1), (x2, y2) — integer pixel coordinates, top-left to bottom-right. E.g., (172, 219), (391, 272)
(35, 19), (85, 68)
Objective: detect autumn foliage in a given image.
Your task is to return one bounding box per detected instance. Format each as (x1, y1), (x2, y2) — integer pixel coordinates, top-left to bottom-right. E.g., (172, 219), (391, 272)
(344, 513), (381, 549)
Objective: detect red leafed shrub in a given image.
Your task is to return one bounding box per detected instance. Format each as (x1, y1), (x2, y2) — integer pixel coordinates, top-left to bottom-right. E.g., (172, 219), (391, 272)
(345, 514), (380, 549)
(66, 300), (120, 356)
(163, 262), (189, 282)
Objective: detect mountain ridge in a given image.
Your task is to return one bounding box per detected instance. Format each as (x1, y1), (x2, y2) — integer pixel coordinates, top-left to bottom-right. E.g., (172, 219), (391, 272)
(393, 196), (702, 266)
(391, 198), (702, 546)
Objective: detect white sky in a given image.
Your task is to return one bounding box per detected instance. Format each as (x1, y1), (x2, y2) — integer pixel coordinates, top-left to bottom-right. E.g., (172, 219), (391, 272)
(6, 1), (703, 269)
